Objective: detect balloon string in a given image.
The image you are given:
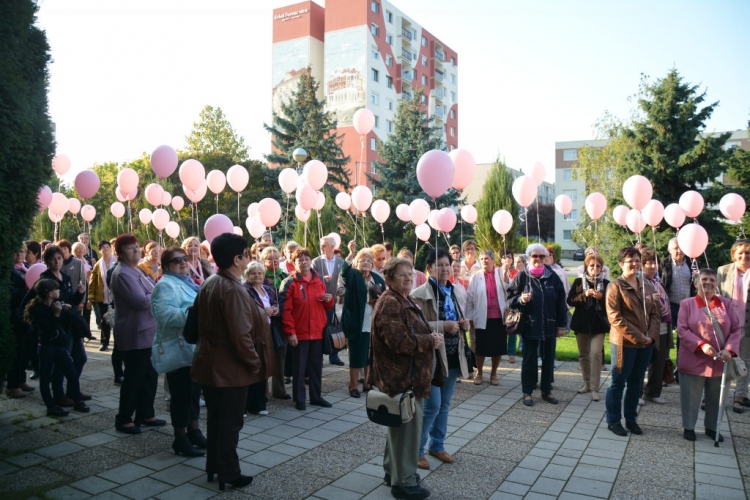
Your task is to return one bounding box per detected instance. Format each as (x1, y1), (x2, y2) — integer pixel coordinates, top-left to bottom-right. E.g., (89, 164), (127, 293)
(381, 224), (385, 244)
(216, 194), (219, 215)
(434, 198), (440, 334)
(303, 221), (308, 248)
(196, 202), (201, 240)
(358, 136), (364, 187)
(237, 193), (241, 225)
(536, 197), (541, 243)
(284, 194), (290, 245)
(360, 213), (368, 248)
(127, 200), (132, 233)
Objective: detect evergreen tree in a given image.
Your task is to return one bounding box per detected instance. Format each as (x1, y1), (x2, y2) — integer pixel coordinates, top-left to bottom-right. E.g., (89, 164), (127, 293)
(475, 158), (520, 253)
(264, 69), (350, 189)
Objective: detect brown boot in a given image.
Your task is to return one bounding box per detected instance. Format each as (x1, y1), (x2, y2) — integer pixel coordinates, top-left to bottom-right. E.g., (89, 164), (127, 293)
(5, 388), (27, 399)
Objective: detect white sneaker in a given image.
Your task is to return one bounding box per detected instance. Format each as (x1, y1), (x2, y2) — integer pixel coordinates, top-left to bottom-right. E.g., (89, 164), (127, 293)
(258, 410), (269, 416)
(199, 398), (205, 407)
(537, 357), (543, 367)
(638, 398), (645, 406)
(643, 396), (666, 404)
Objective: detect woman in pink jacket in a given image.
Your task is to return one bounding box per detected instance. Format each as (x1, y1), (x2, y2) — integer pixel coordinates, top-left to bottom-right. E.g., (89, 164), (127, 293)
(677, 268), (741, 442)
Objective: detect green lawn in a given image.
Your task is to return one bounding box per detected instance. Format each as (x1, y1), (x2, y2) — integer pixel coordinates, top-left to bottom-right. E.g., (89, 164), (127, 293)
(551, 331), (677, 364)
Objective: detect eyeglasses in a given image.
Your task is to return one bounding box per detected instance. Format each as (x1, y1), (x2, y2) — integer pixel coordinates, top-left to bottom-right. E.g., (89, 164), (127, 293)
(623, 259), (641, 264)
(392, 273), (413, 279)
(169, 255), (188, 264)
(530, 254), (545, 259)
(237, 250), (249, 260)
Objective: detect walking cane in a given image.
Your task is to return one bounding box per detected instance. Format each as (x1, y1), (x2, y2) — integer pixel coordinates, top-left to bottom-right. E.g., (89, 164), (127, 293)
(714, 357), (728, 448)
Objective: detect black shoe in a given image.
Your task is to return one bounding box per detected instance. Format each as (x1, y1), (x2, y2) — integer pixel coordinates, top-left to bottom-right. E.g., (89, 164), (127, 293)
(384, 473), (420, 487)
(219, 475), (253, 491)
(683, 429), (696, 441)
(187, 428), (207, 449)
(625, 422), (642, 435)
(135, 418), (166, 427)
(701, 399), (706, 411)
(30, 371), (39, 380)
(295, 402), (306, 411)
(350, 388), (361, 398)
(608, 423), (627, 436)
(741, 397), (750, 408)
(330, 359), (345, 366)
(73, 402), (90, 413)
(47, 405), (69, 417)
(523, 395), (533, 407)
(541, 393), (559, 405)
(114, 376), (124, 385)
(705, 429), (724, 442)
(99, 345), (109, 352)
(116, 424), (142, 434)
(76, 393), (92, 401)
(56, 397), (75, 408)
(284, 378), (292, 385)
(207, 473), (215, 483)
(310, 399), (332, 408)
(391, 484), (431, 499)
(172, 435), (205, 457)
(274, 394), (292, 400)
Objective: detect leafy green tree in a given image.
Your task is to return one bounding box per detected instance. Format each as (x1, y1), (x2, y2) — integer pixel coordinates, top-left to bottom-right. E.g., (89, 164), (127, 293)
(185, 105), (249, 162)
(475, 158), (520, 253)
(0, 1), (57, 373)
(264, 69), (350, 189)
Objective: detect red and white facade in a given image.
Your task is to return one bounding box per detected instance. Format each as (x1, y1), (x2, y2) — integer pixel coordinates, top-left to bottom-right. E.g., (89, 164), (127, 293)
(272, 0), (459, 188)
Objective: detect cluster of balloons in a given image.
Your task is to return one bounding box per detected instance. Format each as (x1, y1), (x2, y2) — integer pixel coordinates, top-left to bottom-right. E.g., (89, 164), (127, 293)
(37, 154), (102, 226)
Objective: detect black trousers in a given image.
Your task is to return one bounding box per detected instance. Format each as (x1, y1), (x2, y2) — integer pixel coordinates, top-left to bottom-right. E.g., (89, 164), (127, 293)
(246, 380), (267, 413)
(98, 302), (112, 347)
(116, 348), (158, 426)
(291, 339), (323, 404)
(522, 338), (556, 395)
(6, 323), (29, 390)
(166, 366), (201, 429)
(203, 385), (247, 483)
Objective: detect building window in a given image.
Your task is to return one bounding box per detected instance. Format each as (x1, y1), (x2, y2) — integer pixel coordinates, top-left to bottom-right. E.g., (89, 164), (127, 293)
(563, 169), (573, 181)
(565, 209), (578, 221)
(371, 162), (378, 175)
(422, 55), (428, 66)
(385, 33), (392, 45)
(449, 145), (455, 151)
(451, 73), (456, 84)
(411, 69), (417, 80)
(371, 1), (379, 14)
(371, 138), (377, 150)
(421, 36), (427, 47)
(420, 94), (426, 104)
(371, 23), (379, 37)
(386, 54), (393, 66)
(371, 47), (379, 59)
(387, 120), (394, 132)
(386, 76), (393, 89)
(451, 91), (456, 102)
(374, 115), (380, 128)
(563, 189), (577, 201)
(563, 149), (578, 161)
(450, 109), (455, 119)
(385, 10), (393, 23)
(450, 57), (455, 65)
(371, 92), (379, 105)
(421, 74), (427, 85)
(563, 230), (573, 241)
(450, 127), (455, 137)
(371, 68), (379, 82)
(387, 100), (394, 111)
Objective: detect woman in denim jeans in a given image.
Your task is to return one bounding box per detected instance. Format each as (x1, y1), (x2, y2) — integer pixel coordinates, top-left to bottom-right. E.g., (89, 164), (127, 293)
(410, 248), (470, 470)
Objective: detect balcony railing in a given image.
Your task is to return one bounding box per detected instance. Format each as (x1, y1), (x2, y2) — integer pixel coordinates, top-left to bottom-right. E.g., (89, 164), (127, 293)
(401, 70), (413, 81)
(401, 27), (412, 40)
(435, 107), (445, 117)
(435, 72), (444, 82)
(435, 51), (445, 61)
(402, 91), (413, 100)
(433, 88), (444, 99)
(401, 48), (412, 61)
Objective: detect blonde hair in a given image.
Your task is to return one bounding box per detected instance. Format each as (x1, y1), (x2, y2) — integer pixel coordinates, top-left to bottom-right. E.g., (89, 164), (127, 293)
(353, 249), (374, 267)
(370, 244), (386, 256)
(181, 236), (201, 252)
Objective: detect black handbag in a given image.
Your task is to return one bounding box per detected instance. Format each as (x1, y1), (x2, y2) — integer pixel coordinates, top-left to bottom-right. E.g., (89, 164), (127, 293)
(322, 315), (345, 355)
(183, 295), (200, 344)
(271, 322), (285, 351)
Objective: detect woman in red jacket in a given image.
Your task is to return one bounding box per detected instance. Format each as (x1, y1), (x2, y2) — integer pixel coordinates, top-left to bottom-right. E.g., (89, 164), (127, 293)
(279, 248), (334, 411)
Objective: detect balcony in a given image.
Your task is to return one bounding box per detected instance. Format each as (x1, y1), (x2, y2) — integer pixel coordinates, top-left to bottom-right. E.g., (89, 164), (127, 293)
(402, 91), (413, 100)
(401, 48), (412, 61)
(433, 88), (444, 99)
(401, 70), (413, 81)
(435, 107), (445, 118)
(435, 72), (444, 82)
(435, 51), (445, 61)
(401, 27), (412, 40)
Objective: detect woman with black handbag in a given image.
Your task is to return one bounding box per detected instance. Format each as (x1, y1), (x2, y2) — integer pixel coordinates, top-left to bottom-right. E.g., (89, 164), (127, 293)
(567, 254), (609, 401)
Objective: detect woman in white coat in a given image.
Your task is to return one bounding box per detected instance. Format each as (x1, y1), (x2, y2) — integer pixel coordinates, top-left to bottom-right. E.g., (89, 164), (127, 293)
(465, 250), (508, 386)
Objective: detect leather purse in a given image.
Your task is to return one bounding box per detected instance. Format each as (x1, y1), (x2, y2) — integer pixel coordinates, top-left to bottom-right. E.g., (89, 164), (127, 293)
(322, 314), (346, 354)
(365, 389), (416, 427)
(706, 304), (748, 381)
(151, 332), (195, 374)
(504, 308), (522, 334)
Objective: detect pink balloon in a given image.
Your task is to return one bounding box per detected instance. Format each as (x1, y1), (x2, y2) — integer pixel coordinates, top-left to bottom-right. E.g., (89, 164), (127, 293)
(294, 205), (311, 222)
(115, 187), (127, 203)
(720, 193), (746, 222)
(117, 168), (139, 193)
(124, 187), (138, 201)
(371, 200), (390, 224)
(612, 205), (630, 227)
(145, 183), (164, 207)
(233, 226), (243, 236)
(335, 192), (351, 211)
(247, 202), (259, 218)
(677, 223), (709, 258)
(664, 203), (686, 229)
(415, 223), (431, 242)
(227, 165), (249, 193)
(428, 210), (440, 230)
(353, 108), (375, 135)
(449, 149), (476, 191)
(303, 160), (328, 191)
(204, 214), (234, 243)
(150, 145), (178, 179)
(396, 204), (411, 222)
(161, 191), (172, 206)
(528, 162), (547, 187)
(409, 199), (430, 225)
(460, 205), (477, 224)
(206, 170), (227, 195)
(81, 204), (96, 222)
(110, 202), (125, 219)
(622, 175), (653, 210)
(25, 263), (47, 289)
(165, 221), (181, 239)
(138, 208), (153, 225)
(37, 185), (52, 210)
(314, 191), (326, 211)
(492, 210), (513, 235)
(554, 195), (573, 216)
(179, 159), (205, 191)
(511, 175), (537, 208)
(626, 209), (647, 233)
(48, 208), (63, 223)
(328, 233), (342, 249)
(171, 196), (185, 211)
(351, 185), (373, 212)
(67, 198), (81, 215)
(74, 170), (100, 200)
(184, 181), (207, 203)
(584, 192), (607, 221)
(49, 193), (68, 215)
(678, 190), (704, 218)
(258, 198), (282, 227)
(247, 216), (266, 239)
(437, 208), (457, 232)
(417, 150), (455, 199)
(296, 183), (317, 211)
(641, 199), (664, 227)
(278, 168), (299, 195)
(152, 208), (170, 231)
(52, 154), (71, 175)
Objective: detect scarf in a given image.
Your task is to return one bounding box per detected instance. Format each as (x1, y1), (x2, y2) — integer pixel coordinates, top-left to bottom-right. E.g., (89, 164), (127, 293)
(99, 256), (114, 304)
(529, 265), (545, 277)
(164, 270), (201, 293)
(14, 263), (26, 275)
(188, 258), (205, 284)
(428, 277), (459, 357)
(266, 267), (285, 289)
(581, 273), (604, 312)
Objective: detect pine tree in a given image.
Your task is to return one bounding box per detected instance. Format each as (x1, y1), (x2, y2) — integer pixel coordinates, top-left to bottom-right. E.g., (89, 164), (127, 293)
(475, 158), (520, 253)
(264, 69), (350, 190)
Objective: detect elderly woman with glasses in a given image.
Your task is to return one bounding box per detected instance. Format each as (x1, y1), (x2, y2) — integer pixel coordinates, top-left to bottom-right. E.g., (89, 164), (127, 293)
(507, 244), (568, 407)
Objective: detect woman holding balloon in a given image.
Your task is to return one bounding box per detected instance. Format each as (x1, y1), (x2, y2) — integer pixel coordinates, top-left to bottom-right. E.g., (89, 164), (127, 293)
(182, 237), (213, 285)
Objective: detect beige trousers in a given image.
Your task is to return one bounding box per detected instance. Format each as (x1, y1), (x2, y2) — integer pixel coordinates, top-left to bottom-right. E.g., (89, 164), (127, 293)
(576, 333), (605, 391)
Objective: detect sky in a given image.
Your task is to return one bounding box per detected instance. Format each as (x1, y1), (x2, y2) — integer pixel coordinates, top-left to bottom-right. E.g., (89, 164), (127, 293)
(36, 0), (750, 185)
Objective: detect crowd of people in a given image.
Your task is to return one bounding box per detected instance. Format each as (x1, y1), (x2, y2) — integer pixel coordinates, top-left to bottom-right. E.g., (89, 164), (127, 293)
(6, 230), (750, 499)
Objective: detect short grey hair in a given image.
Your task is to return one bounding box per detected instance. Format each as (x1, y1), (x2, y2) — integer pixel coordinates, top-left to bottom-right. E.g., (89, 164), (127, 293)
(243, 260), (266, 281)
(319, 235), (335, 247)
(668, 237), (679, 248)
(525, 243), (548, 258)
(480, 249), (495, 261)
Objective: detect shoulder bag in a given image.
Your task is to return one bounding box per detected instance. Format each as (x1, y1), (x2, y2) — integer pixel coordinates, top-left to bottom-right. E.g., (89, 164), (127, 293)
(151, 328), (195, 374)
(323, 311), (347, 355)
(183, 295), (200, 344)
(706, 304), (747, 380)
(365, 388), (416, 427)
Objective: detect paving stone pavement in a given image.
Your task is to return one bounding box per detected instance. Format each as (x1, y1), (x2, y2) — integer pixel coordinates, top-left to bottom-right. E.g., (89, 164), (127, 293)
(2, 341), (749, 500)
